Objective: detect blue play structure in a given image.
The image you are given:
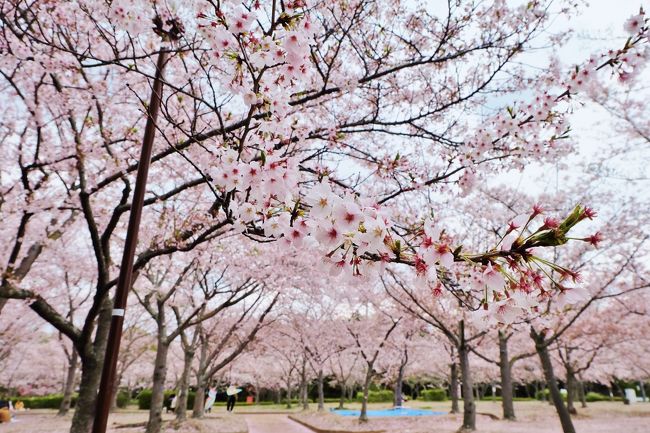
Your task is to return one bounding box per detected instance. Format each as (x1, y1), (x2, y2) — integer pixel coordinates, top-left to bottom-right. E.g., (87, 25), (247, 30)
(331, 407), (446, 417)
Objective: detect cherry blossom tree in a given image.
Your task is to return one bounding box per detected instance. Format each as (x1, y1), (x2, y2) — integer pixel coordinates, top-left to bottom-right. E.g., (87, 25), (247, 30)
(110, 310), (153, 411)
(469, 328), (536, 420)
(266, 327), (303, 409)
(190, 287), (278, 418)
(346, 306), (401, 422)
(328, 344), (361, 410)
(1, 3), (648, 433)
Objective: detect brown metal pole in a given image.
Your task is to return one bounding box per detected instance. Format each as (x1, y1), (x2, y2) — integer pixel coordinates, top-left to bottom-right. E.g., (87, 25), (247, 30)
(92, 48), (169, 433)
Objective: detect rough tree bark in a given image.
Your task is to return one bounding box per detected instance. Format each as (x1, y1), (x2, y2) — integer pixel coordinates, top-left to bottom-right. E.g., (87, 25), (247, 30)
(58, 351), (78, 416)
(317, 369), (325, 411)
(338, 383), (346, 409)
(285, 378), (293, 409)
(394, 362), (406, 407)
(579, 380), (587, 408)
(191, 343), (208, 418)
(566, 369), (577, 415)
(394, 348), (408, 408)
(359, 365), (374, 423)
(300, 357), (309, 411)
(498, 331), (516, 420)
(459, 342), (476, 431)
(70, 299), (112, 433)
(532, 329), (576, 433)
(450, 362), (459, 414)
(145, 336), (170, 433)
(175, 347), (195, 421)
(176, 321), (200, 422)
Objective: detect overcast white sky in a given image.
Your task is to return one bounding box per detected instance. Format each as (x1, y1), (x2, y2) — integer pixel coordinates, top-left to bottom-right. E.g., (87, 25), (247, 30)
(490, 0), (648, 199)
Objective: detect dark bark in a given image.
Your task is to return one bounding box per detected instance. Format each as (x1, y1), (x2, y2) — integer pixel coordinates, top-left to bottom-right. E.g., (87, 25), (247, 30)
(347, 385), (355, 401)
(394, 348), (408, 408)
(456, 320), (476, 431)
(192, 333), (209, 418)
(498, 331), (516, 420)
(192, 383), (206, 418)
(70, 355), (102, 433)
(175, 348), (195, 421)
(70, 298), (112, 433)
(285, 379), (293, 409)
(459, 342), (476, 431)
(579, 380), (587, 408)
(566, 370), (577, 415)
(300, 357), (309, 411)
(450, 362), (459, 414)
(359, 366), (373, 423)
(394, 362), (405, 407)
(338, 383), (346, 409)
(317, 369), (325, 411)
(109, 375), (120, 412)
(145, 339), (170, 433)
(58, 351), (78, 416)
(532, 329), (576, 433)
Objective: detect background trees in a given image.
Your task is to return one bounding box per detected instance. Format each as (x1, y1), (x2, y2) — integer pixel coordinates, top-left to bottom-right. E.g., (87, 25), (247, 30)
(0, 2), (648, 433)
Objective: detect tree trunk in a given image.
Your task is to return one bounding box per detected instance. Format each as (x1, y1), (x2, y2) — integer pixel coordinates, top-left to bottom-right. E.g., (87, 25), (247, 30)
(394, 362), (405, 407)
(498, 331), (515, 420)
(450, 362), (459, 414)
(109, 374), (121, 412)
(70, 355), (103, 433)
(532, 329), (576, 433)
(317, 369), (325, 411)
(192, 382), (206, 418)
(175, 348), (195, 422)
(70, 298), (112, 433)
(300, 358), (309, 411)
(459, 344), (476, 431)
(338, 383), (346, 409)
(146, 339), (170, 433)
(58, 352), (78, 416)
(579, 381), (587, 408)
(285, 378), (293, 409)
(192, 340), (208, 418)
(300, 381), (309, 410)
(359, 366), (373, 423)
(566, 370), (577, 415)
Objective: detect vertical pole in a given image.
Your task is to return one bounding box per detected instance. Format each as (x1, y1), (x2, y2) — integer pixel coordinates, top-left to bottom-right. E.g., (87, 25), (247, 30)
(92, 48), (169, 433)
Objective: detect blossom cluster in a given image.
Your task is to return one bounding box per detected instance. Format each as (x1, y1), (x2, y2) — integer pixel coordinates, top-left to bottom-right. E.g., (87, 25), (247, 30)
(456, 10), (648, 196)
(105, 1), (642, 322)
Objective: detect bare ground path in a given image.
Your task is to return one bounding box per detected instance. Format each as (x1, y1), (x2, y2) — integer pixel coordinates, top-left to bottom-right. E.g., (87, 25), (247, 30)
(244, 414), (314, 433)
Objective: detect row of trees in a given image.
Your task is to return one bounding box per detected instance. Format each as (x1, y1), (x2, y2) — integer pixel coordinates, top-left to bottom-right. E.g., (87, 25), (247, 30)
(0, 1), (647, 433)
(2, 252), (649, 431)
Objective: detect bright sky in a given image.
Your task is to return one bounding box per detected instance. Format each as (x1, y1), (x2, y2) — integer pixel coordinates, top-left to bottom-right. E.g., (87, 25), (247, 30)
(491, 0), (648, 200)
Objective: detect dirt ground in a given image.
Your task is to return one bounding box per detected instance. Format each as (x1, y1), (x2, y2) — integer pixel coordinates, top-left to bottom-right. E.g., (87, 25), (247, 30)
(1, 401), (649, 433)
(0, 410), (247, 433)
(291, 400), (650, 433)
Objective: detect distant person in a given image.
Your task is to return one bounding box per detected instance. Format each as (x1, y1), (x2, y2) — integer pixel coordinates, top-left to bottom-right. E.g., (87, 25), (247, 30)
(170, 394), (177, 413)
(227, 393), (237, 412)
(0, 399), (10, 423)
(164, 394), (176, 413)
(226, 385), (240, 412)
(204, 387), (217, 413)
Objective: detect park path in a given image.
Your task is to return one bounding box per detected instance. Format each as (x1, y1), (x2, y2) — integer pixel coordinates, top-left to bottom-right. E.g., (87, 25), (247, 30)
(244, 414), (314, 433)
